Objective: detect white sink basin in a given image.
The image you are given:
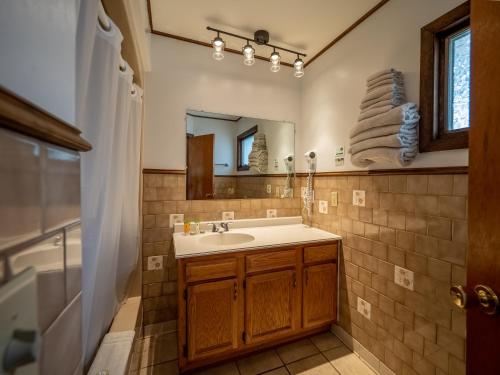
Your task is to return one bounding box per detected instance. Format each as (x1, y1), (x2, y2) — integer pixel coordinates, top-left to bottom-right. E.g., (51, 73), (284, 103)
(200, 233), (255, 246)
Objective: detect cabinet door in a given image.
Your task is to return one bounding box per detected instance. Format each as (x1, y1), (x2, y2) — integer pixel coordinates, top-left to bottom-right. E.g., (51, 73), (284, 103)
(245, 270), (298, 344)
(187, 279), (238, 360)
(303, 263), (337, 328)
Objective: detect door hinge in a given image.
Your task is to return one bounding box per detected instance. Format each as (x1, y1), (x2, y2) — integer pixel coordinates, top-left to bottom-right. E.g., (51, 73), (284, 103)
(183, 289), (187, 300)
(242, 331), (246, 343)
(183, 345), (188, 357)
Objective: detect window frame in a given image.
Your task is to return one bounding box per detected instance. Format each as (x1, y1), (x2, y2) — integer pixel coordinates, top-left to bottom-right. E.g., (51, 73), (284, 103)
(419, 1), (470, 152)
(236, 125), (258, 171)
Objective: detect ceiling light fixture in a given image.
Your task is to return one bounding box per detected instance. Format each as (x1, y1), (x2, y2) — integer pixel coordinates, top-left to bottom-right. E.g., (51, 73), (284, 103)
(207, 26), (306, 78)
(293, 55), (304, 78)
(212, 32), (225, 61)
(242, 41), (255, 66)
(270, 49), (281, 73)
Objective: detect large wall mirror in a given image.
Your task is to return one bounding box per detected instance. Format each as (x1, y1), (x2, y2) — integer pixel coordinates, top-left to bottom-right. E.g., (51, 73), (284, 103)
(186, 110), (295, 200)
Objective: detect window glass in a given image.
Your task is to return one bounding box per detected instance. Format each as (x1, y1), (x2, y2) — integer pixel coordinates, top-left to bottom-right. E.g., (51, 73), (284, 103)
(448, 28), (471, 131)
(241, 134), (254, 167)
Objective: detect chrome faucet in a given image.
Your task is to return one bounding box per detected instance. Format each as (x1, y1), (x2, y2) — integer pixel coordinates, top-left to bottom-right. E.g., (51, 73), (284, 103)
(220, 222), (230, 232)
(207, 223), (218, 233)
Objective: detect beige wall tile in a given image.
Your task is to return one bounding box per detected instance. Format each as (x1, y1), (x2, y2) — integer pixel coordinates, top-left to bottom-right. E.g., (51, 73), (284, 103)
(407, 175), (428, 194)
(428, 175), (453, 195)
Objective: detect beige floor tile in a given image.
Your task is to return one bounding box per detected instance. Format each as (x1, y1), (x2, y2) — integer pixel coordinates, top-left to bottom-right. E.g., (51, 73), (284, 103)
(310, 333), (344, 352)
(193, 361), (240, 375)
(139, 360), (179, 375)
(286, 354), (339, 375)
(143, 320), (177, 337)
(323, 346), (376, 375)
(140, 332), (178, 368)
(277, 339), (319, 364)
(262, 367), (290, 375)
(237, 350), (284, 375)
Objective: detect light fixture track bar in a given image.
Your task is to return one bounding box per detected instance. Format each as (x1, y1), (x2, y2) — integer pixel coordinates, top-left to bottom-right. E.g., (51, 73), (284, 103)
(206, 26), (306, 57)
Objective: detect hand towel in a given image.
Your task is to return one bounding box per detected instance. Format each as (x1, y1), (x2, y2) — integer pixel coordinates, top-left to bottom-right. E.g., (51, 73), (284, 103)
(351, 103), (420, 137)
(361, 83), (405, 105)
(366, 68), (400, 83)
(358, 105), (394, 122)
(349, 133), (417, 154)
(350, 124), (417, 145)
(351, 146), (418, 167)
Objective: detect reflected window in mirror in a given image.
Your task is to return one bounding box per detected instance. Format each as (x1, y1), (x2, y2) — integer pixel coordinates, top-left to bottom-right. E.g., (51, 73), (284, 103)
(237, 125), (257, 171)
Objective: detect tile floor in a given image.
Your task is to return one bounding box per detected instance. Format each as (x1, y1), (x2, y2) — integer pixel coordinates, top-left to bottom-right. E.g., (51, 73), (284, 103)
(129, 323), (376, 375)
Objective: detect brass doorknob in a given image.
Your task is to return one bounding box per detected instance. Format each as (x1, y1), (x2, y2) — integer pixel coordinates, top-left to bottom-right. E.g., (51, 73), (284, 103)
(450, 285), (468, 309)
(474, 285), (499, 315)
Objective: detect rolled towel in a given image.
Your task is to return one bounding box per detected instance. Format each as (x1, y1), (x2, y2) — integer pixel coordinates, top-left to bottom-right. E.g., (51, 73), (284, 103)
(368, 71), (403, 87)
(361, 83), (405, 105)
(360, 92), (407, 111)
(366, 68), (401, 83)
(350, 124), (416, 145)
(351, 103), (420, 137)
(358, 105), (394, 122)
(351, 146), (418, 167)
(349, 133), (417, 155)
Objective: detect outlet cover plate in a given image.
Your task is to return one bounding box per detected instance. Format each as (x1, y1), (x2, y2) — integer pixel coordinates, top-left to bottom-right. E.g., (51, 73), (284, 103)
(147, 256), (163, 271)
(222, 211), (234, 220)
(266, 184), (272, 194)
(357, 297), (371, 319)
(353, 190), (366, 207)
(319, 200), (328, 214)
(267, 209), (277, 218)
(331, 192), (338, 207)
(394, 265), (414, 291)
(169, 213), (184, 228)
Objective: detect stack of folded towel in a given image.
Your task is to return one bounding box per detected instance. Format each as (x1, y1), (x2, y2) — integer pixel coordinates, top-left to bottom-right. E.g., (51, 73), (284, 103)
(350, 69), (419, 167)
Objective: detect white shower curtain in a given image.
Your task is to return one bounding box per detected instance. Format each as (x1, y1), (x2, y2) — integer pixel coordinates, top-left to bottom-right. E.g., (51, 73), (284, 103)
(77, 6), (142, 364)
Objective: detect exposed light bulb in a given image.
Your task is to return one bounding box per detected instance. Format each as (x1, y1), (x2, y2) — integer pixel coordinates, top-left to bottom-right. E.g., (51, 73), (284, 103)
(294, 57), (304, 78)
(242, 43), (255, 66)
(212, 36), (225, 60)
(270, 51), (280, 72)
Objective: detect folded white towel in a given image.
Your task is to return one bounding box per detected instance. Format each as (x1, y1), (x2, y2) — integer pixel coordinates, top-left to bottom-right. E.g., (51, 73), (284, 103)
(350, 133), (416, 154)
(368, 77), (404, 92)
(360, 99), (396, 114)
(350, 124), (417, 145)
(368, 71), (403, 86)
(360, 92), (406, 110)
(351, 146), (418, 167)
(366, 68), (401, 83)
(351, 103), (420, 137)
(361, 83), (405, 104)
(358, 105), (394, 122)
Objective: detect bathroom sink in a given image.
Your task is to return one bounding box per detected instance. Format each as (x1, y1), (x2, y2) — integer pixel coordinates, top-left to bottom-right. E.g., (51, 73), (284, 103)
(200, 233), (255, 246)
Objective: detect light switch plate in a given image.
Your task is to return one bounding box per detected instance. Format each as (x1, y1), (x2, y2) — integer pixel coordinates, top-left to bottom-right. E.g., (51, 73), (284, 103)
(169, 213), (184, 228)
(147, 256), (163, 271)
(357, 297), (371, 319)
(394, 265), (414, 291)
(267, 209), (277, 218)
(275, 186), (281, 197)
(222, 211), (234, 220)
(353, 190), (366, 207)
(331, 192), (338, 207)
(319, 200), (328, 214)
(266, 184), (272, 194)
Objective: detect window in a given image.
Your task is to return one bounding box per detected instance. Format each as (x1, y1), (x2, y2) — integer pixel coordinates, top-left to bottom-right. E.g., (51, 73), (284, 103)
(237, 125), (257, 171)
(419, 2), (470, 152)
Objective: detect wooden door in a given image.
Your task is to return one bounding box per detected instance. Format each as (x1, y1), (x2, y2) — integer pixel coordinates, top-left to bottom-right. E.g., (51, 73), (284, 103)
(245, 270), (298, 343)
(466, 1), (500, 373)
(187, 134), (214, 200)
(187, 279), (238, 360)
(303, 263), (336, 328)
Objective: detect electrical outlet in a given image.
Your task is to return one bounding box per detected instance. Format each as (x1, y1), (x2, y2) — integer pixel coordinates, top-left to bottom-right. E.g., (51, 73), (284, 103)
(331, 192), (338, 207)
(266, 184), (272, 194)
(318, 200), (328, 214)
(357, 297), (371, 319)
(352, 190), (366, 207)
(169, 213), (184, 228)
(394, 265), (414, 291)
(267, 209), (277, 218)
(222, 211), (234, 220)
(147, 256), (163, 271)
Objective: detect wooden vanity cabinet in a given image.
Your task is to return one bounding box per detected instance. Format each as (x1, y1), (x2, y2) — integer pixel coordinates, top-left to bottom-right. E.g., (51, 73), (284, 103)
(177, 241), (338, 372)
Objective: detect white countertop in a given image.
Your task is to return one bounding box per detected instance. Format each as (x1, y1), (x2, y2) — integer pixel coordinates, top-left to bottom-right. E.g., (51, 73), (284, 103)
(173, 217), (342, 259)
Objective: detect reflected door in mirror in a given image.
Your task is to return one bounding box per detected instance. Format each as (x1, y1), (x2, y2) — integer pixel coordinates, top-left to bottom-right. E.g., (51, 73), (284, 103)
(187, 134), (214, 200)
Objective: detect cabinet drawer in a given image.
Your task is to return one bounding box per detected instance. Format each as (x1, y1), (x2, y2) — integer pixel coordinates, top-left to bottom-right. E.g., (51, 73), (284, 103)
(246, 249), (296, 274)
(186, 258), (237, 283)
(304, 243), (338, 264)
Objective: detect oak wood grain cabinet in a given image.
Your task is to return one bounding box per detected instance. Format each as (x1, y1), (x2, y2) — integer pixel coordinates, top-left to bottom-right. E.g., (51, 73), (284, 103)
(177, 241), (338, 372)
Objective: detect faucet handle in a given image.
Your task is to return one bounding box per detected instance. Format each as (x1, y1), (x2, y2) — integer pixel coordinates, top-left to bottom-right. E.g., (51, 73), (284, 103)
(207, 223), (218, 232)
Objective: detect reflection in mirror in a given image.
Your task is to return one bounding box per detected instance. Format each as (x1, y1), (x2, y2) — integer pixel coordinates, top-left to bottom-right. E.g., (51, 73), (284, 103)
(186, 110), (295, 200)
(65, 224), (82, 303)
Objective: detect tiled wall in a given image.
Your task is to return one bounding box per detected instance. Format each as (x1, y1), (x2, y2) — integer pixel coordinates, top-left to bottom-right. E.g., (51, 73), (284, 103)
(302, 174), (467, 375)
(141, 173), (301, 325)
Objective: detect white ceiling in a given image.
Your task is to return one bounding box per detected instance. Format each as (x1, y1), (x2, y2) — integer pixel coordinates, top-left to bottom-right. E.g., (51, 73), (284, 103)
(149, 0), (381, 65)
